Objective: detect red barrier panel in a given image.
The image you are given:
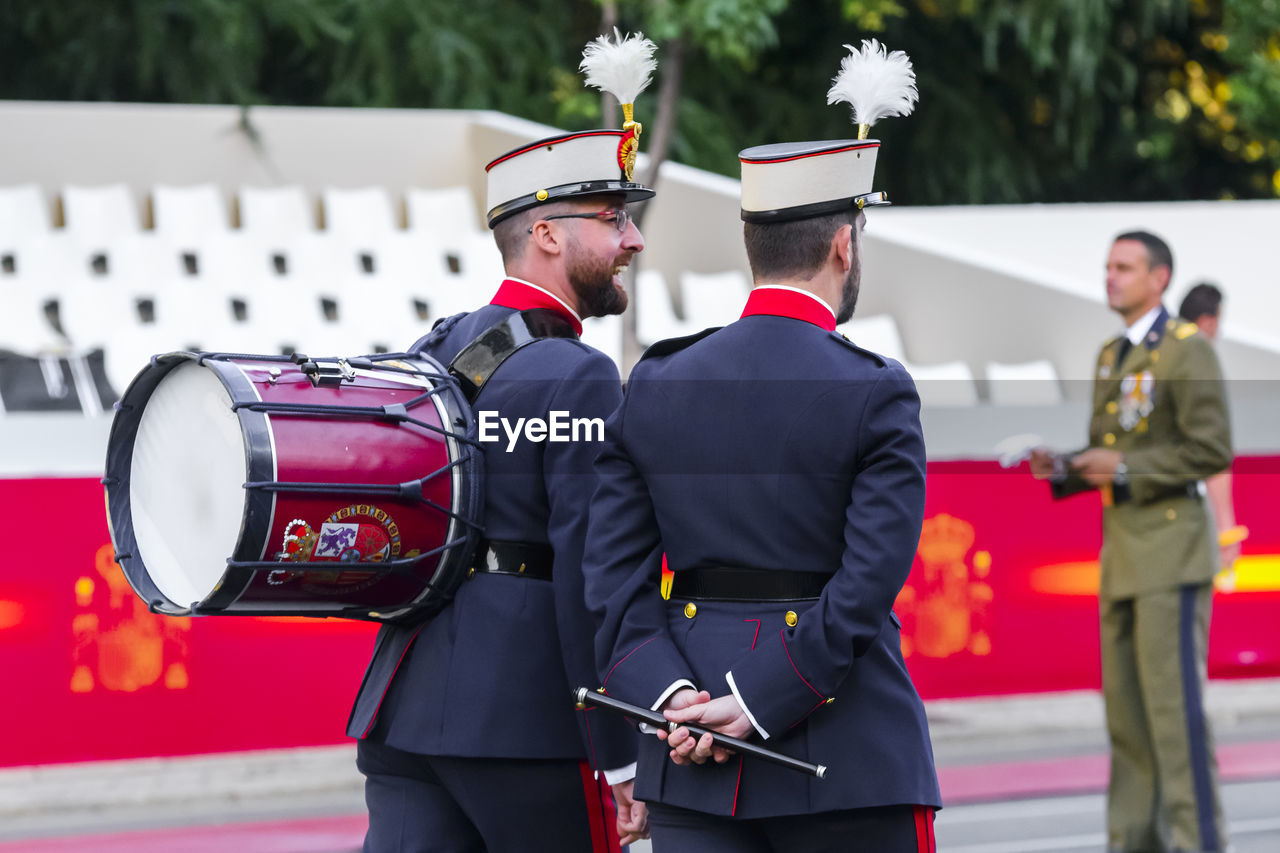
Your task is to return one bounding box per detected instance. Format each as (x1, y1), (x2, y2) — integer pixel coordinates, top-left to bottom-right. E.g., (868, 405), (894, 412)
(899, 457), (1280, 698)
(1, 460), (1277, 767)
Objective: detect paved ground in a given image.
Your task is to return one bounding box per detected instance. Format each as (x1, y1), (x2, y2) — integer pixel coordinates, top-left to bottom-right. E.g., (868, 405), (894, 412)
(3, 678), (1278, 851)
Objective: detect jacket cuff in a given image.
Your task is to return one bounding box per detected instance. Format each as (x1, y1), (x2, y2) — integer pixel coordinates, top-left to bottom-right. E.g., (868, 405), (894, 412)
(653, 679), (696, 710)
(600, 637), (694, 712)
(725, 670), (770, 740)
(725, 627), (828, 736)
(603, 763), (637, 785)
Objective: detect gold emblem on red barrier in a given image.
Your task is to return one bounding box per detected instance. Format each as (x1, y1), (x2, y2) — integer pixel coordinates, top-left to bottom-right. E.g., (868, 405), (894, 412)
(895, 514), (993, 659)
(70, 544), (191, 694)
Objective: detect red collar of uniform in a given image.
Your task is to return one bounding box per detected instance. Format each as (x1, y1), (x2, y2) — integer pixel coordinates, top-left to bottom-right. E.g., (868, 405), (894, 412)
(490, 278), (583, 336)
(739, 286), (837, 332)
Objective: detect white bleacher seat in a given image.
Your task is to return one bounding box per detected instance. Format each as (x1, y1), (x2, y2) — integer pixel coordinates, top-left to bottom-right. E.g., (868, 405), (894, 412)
(406, 186), (483, 249)
(62, 184), (140, 249)
(101, 324), (188, 397)
(273, 231), (345, 289)
(636, 269), (689, 344)
(62, 184), (168, 287)
(58, 257), (170, 351)
(367, 232), (452, 290)
(986, 359), (1063, 406)
(335, 232), (459, 347)
(450, 231), (504, 286)
(152, 184), (230, 244)
(235, 278), (336, 353)
(239, 185), (315, 245)
(0, 185), (77, 304)
(679, 270), (749, 330)
(322, 186), (398, 245)
(902, 360), (980, 407)
(580, 314), (623, 368)
(838, 314), (906, 362)
(0, 286), (66, 355)
(1, 184), (52, 247)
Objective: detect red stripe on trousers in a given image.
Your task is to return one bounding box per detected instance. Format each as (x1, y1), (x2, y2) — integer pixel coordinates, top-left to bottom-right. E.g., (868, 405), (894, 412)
(913, 805), (930, 853)
(577, 761), (621, 853)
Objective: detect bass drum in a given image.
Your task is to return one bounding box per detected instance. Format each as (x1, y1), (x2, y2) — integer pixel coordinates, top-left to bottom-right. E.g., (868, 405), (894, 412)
(104, 351), (483, 623)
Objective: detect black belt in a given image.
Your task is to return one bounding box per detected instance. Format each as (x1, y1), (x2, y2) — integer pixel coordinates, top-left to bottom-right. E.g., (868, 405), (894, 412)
(470, 540), (554, 581)
(1115, 481), (1202, 506)
(669, 567), (829, 602)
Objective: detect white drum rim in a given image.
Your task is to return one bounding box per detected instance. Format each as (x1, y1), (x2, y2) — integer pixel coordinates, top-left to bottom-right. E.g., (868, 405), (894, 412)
(129, 360), (248, 608)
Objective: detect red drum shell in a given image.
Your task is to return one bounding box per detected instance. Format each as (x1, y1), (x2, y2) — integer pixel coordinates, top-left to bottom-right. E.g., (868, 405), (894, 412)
(104, 352), (481, 622)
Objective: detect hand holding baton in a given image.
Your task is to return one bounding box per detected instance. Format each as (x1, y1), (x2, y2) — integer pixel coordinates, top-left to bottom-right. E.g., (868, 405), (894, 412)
(574, 687), (827, 779)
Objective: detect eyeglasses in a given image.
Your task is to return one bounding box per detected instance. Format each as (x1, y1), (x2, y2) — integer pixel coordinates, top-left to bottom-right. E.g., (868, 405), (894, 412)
(528, 208), (631, 234)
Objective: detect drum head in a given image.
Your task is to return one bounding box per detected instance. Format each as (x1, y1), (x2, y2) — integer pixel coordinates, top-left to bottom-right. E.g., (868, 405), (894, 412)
(129, 361), (246, 608)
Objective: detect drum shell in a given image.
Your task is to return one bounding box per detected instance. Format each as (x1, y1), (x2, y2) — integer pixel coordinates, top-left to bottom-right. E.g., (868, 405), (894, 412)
(104, 352), (480, 621)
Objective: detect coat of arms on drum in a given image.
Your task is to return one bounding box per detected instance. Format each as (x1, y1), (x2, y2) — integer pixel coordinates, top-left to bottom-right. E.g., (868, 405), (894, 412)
(269, 504), (409, 593)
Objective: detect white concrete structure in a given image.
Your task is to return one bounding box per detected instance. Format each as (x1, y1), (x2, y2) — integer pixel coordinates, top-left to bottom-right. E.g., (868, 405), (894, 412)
(2, 101), (1277, 468)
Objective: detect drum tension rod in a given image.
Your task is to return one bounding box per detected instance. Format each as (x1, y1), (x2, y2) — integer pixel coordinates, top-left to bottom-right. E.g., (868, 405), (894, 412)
(299, 357), (357, 387)
(230, 398), (484, 449)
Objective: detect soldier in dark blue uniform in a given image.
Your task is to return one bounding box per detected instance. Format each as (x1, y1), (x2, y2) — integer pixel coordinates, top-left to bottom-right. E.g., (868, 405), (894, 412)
(347, 38), (660, 849)
(582, 41), (939, 853)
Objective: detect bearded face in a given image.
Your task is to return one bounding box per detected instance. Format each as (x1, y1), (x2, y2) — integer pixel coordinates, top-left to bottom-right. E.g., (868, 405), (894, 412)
(835, 225), (862, 324)
(564, 228), (630, 319)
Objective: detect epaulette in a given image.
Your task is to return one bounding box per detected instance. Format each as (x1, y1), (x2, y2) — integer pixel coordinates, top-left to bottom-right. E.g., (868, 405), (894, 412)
(409, 311), (470, 355)
(831, 331), (888, 367)
(1175, 322), (1199, 340)
(639, 327), (721, 361)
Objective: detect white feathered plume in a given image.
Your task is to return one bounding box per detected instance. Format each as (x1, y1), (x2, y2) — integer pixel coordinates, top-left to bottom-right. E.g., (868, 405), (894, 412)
(827, 39), (918, 139)
(579, 28), (658, 111)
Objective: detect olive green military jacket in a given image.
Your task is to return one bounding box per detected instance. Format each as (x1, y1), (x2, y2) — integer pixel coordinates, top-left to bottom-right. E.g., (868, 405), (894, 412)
(1052, 306), (1232, 600)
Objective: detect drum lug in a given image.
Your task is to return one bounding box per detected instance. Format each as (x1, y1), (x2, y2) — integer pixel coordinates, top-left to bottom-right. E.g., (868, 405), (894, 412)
(300, 357), (357, 387)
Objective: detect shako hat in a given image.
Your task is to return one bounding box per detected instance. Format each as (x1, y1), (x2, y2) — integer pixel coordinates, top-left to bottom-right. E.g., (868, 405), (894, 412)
(740, 40), (918, 224)
(485, 29), (658, 228)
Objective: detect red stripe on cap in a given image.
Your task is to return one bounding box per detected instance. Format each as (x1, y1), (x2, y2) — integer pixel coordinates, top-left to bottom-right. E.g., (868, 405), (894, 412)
(739, 142), (879, 164)
(491, 278), (583, 336)
(486, 131), (626, 171)
(740, 287), (837, 332)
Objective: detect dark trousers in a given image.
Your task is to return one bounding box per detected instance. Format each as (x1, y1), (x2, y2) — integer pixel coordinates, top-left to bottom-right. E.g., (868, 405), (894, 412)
(357, 739), (618, 853)
(646, 800), (935, 853)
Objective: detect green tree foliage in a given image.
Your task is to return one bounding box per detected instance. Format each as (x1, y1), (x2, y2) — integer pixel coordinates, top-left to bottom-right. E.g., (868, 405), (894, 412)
(2, 0), (1277, 203)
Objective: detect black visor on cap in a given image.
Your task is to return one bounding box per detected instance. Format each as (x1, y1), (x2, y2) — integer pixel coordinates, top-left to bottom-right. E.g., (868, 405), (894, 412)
(487, 181), (654, 228)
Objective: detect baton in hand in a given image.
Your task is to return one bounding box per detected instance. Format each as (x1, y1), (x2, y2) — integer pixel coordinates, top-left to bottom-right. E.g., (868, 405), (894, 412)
(573, 687), (827, 779)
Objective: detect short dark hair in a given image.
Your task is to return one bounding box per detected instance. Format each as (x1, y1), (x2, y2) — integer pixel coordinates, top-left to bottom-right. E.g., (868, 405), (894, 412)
(491, 206), (541, 265)
(743, 211), (856, 282)
(1113, 230), (1174, 282)
(1179, 282), (1223, 323)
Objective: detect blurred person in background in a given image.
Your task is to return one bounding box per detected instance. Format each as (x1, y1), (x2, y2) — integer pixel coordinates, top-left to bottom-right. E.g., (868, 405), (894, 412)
(1031, 232), (1231, 852)
(1179, 282), (1247, 581)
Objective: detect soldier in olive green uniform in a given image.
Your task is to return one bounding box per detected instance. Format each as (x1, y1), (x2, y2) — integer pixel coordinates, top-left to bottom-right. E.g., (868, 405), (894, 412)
(1031, 231), (1231, 852)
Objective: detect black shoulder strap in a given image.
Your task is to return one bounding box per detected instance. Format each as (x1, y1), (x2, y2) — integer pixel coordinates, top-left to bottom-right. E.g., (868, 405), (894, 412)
(448, 308), (579, 402)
